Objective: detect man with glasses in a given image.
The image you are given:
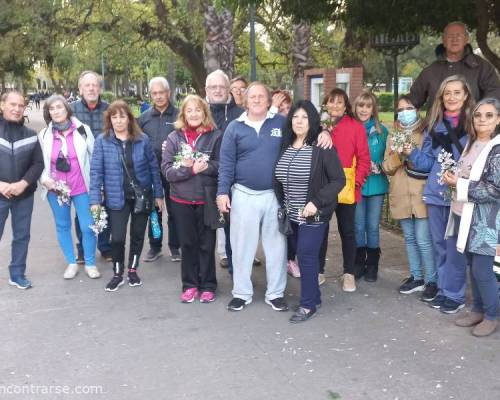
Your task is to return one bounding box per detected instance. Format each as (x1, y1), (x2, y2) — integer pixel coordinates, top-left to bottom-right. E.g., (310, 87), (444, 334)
(138, 77), (181, 262)
(409, 21), (500, 109)
(229, 76), (248, 107)
(0, 91), (44, 289)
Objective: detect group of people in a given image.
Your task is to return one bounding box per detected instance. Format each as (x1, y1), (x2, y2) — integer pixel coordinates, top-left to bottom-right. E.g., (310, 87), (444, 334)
(0, 21), (499, 333)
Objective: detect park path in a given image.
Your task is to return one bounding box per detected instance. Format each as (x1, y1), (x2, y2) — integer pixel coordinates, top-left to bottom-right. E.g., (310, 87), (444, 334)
(0, 102), (497, 400)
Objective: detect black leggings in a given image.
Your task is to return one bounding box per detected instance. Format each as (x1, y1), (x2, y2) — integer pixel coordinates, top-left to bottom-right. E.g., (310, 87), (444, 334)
(319, 203), (356, 274)
(109, 199), (149, 272)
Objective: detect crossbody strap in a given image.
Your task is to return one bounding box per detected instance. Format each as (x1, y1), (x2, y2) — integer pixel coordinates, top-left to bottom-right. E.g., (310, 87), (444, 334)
(118, 143), (138, 190)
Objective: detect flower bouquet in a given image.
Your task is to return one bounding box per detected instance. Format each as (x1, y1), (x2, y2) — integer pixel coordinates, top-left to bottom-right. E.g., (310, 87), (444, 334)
(320, 105), (335, 130)
(89, 206), (108, 236)
(173, 143), (210, 169)
(437, 149), (460, 201)
(390, 128), (415, 154)
(54, 180), (71, 206)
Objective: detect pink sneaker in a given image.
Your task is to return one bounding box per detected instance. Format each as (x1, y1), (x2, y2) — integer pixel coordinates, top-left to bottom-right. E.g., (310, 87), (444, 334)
(199, 291), (216, 303)
(180, 288), (198, 303)
(287, 260), (301, 278)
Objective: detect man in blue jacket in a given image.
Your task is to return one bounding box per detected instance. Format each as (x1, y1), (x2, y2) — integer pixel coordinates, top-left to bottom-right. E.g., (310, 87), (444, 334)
(71, 70), (112, 263)
(0, 91), (44, 289)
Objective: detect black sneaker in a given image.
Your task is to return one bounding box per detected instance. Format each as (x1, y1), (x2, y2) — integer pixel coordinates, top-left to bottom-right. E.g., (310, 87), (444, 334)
(265, 297), (289, 311)
(227, 297), (252, 311)
(440, 298), (465, 314)
(421, 282), (438, 302)
(399, 276), (425, 294)
(429, 294), (447, 309)
(128, 269), (142, 287)
(105, 275), (124, 292)
(289, 307), (316, 323)
(170, 248), (181, 262)
(143, 248), (162, 262)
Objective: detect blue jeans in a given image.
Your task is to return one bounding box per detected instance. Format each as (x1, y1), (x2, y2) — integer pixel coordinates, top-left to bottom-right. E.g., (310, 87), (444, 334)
(290, 222), (327, 311)
(399, 217), (437, 283)
(467, 252), (499, 320)
(48, 192), (96, 266)
(354, 195), (385, 248)
(0, 195), (34, 279)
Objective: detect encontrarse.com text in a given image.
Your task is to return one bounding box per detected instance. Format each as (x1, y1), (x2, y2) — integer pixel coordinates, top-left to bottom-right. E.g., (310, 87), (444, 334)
(0, 385), (105, 396)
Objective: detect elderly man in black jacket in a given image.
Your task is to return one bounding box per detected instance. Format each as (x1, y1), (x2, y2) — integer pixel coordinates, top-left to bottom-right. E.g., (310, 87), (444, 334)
(0, 91), (44, 289)
(138, 77), (181, 262)
(409, 21), (500, 109)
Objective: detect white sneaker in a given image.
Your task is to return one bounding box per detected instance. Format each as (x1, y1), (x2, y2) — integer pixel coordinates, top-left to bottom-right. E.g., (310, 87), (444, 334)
(318, 273), (326, 286)
(85, 265), (101, 279)
(63, 264), (79, 279)
(342, 273), (356, 292)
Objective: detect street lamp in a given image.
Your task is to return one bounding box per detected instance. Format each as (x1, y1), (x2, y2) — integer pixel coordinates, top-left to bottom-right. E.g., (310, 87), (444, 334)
(371, 33), (419, 120)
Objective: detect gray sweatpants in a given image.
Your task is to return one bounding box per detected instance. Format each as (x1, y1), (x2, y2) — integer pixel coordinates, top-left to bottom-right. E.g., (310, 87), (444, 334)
(230, 184), (287, 301)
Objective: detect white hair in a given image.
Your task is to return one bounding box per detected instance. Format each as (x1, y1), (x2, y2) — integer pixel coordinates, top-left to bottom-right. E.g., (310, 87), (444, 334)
(205, 69), (230, 87)
(148, 77), (170, 92)
(78, 70), (102, 88)
(443, 21), (470, 38)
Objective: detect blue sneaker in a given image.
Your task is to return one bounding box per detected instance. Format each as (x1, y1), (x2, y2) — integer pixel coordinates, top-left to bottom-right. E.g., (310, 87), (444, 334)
(440, 298), (465, 314)
(429, 294), (446, 309)
(9, 276), (32, 289)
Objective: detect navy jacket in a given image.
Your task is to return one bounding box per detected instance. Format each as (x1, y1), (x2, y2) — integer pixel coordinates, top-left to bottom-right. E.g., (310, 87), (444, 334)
(71, 98), (109, 138)
(209, 97), (244, 133)
(89, 131), (163, 210)
(0, 116), (44, 200)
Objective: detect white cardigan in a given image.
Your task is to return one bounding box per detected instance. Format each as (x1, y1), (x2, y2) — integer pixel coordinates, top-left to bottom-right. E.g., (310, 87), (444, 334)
(38, 116), (95, 200)
(445, 134), (500, 253)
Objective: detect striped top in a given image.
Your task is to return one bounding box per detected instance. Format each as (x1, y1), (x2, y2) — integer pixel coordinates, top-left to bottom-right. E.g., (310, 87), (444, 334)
(275, 145), (313, 223)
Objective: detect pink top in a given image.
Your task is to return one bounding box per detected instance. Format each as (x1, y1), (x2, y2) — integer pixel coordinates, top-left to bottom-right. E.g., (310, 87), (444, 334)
(51, 125), (87, 196)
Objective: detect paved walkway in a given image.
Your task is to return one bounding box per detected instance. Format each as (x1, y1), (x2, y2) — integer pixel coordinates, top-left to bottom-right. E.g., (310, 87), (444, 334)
(0, 103), (498, 400)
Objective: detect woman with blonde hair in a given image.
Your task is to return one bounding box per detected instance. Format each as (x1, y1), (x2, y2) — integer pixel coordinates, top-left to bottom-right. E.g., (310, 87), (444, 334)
(404, 74), (475, 313)
(90, 100), (163, 292)
(352, 91), (389, 282)
(162, 95), (223, 303)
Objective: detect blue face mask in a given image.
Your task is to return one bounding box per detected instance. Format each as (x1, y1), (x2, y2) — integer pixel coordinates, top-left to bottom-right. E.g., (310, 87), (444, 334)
(398, 109), (418, 126)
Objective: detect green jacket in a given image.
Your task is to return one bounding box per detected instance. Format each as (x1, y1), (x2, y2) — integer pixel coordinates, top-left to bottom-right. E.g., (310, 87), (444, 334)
(361, 118), (389, 197)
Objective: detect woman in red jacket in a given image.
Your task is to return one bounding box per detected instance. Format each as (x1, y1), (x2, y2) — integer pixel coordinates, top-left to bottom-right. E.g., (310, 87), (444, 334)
(319, 88), (371, 292)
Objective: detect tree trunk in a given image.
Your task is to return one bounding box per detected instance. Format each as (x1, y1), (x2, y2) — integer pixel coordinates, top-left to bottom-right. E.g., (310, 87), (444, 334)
(292, 20), (311, 99)
(339, 26), (365, 67)
(475, 0), (500, 72)
(204, 5), (235, 77)
(384, 57), (394, 92)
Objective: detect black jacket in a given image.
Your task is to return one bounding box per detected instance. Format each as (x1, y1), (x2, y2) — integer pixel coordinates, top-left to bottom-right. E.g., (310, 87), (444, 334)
(274, 146), (346, 223)
(137, 102), (178, 163)
(209, 96), (244, 133)
(409, 44), (500, 109)
(70, 98), (109, 138)
(0, 116), (44, 200)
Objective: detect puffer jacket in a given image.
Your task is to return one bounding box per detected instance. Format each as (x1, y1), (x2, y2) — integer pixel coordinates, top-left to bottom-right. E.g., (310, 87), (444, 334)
(89, 131), (163, 210)
(0, 116), (44, 200)
(361, 118), (389, 197)
(382, 126), (428, 219)
(409, 44), (500, 109)
(70, 98), (109, 138)
(407, 118), (468, 207)
(209, 96), (244, 132)
(162, 128), (222, 202)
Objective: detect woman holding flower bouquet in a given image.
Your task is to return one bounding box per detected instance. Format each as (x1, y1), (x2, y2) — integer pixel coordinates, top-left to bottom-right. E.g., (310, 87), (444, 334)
(405, 75), (475, 314)
(38, 95), (99, 280)
(382, 95), (437, 301)
(90, 101), (163, 292)
(442, 97), (500, 337)
(162, 95), (222, 303)
(352, 91), (389, 282)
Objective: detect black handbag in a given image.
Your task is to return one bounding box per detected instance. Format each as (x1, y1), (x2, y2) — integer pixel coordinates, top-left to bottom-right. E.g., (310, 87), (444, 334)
(120, 151), (154, 214)
(277, 207), (293, 235)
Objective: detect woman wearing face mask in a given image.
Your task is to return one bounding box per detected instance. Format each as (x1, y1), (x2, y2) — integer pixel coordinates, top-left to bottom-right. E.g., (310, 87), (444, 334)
(442, 98), (500, 337)
(383, 96), (437, 300)
(352, 91), (389, 282)
(404, 75), (475, 314)
(38, 95), (99, 280)
(275, 100), (345, 322)
(319, 88), (371, 292)
(162, 95), (222, 304)
(90, 100), (164, 292)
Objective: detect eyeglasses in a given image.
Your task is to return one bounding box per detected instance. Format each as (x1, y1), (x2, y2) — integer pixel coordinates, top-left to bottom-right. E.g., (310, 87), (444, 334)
(445, 33), (466, 40)
(473, 112), (498, 119)
(206, 85), (228, 91)
(396, 107), (415, 113)
(231, 87), (246, 93)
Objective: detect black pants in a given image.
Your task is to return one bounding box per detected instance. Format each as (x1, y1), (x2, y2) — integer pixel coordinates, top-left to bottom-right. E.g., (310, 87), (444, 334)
(319, 203), (356, 274)
(109, 199), (149, 273)
(171, 201), (217, 292)
(148, 175), (180, 251)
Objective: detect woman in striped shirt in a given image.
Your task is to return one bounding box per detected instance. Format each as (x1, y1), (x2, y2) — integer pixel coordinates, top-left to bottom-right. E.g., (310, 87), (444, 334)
(275, 100), (345, 323)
